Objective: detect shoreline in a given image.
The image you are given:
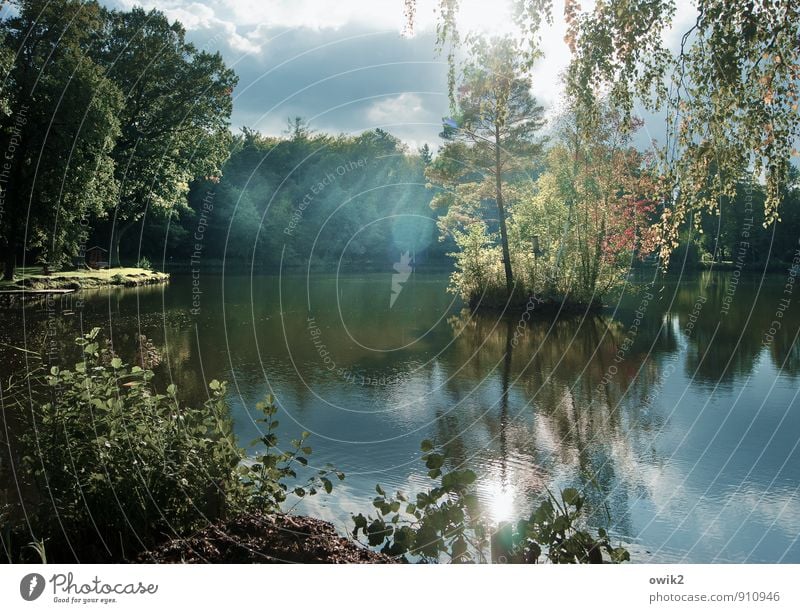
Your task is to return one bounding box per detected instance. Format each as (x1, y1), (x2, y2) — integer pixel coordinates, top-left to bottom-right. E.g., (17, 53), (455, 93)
(0, 267), (169, 292)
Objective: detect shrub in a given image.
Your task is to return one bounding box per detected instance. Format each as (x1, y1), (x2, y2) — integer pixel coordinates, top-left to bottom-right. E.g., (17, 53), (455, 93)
(8, 328), (340, 561)
(232, 396), (343, 513)
(17, 328), (241, 560)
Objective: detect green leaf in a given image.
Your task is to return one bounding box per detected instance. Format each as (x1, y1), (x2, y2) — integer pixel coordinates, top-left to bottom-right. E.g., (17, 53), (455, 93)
(424, 453), (444, 470)
(322, 478), (333, 494)
(451, 537), (467, 561)
(562, 487), (581, 506)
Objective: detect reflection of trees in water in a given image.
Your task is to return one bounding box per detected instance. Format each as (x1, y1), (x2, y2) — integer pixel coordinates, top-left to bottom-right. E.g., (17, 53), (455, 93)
(438, 273), (800, 535)
(670, 272), (800, 383)
(441, 307), (673, 534)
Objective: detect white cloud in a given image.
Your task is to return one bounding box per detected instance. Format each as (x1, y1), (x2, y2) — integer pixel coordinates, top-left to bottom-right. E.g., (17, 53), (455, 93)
(215, 0), (516, 34)
(112, 0), (527, 55)
(105, 1), (702, 147)
(366, 92), (424, 124)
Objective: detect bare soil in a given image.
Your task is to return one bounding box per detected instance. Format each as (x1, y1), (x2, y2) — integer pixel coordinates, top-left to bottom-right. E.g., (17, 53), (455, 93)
(138, 513), (395, 564)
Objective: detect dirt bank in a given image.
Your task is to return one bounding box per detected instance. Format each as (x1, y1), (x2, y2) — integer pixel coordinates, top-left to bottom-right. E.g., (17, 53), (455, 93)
(139, 513), (395, 564)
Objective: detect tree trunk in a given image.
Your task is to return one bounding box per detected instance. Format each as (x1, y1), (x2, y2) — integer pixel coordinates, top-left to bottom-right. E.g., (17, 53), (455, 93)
(495, 125), (514, 297)
(3, 244), (15, 281)
(110, 222), (131, 268)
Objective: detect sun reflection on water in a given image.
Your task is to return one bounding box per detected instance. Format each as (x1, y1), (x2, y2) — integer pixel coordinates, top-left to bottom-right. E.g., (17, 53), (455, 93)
(484, 479), (516, 524)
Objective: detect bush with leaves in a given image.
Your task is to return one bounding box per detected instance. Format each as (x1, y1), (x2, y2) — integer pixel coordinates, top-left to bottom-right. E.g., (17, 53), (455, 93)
(353, 440), (629, 564)
(6, 328), (341, 562)
(12, 328), (241, 560)
(493, 488), (630, 564)
(136, 256), (152, 270)
(233, 394), (344, 513)
(354, 439), (486, 562)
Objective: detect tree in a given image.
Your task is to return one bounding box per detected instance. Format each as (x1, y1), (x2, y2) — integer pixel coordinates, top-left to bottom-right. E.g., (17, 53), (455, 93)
(0, 0), (122, 279)
(407, 0), (800, 265)
(426, 36), (545, 296)
(419, 143), (433, 165)
(511, 104), (656, 302)
(98, 7), (237, 266)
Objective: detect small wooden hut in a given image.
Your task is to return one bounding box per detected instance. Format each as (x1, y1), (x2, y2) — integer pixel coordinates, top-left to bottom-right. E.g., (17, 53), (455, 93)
(86, 246), (109, 269)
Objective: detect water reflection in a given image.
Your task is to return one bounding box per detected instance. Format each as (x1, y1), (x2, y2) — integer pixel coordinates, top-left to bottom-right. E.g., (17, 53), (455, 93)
(1, 271), (799, 561)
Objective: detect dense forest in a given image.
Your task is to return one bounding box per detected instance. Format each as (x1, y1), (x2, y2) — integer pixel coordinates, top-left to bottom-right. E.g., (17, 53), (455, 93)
(148, 124), (451, 271)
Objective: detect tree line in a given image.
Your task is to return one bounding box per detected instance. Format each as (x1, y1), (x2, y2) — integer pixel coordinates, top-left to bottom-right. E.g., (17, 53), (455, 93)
(2, 0), (798, 295)
(158, 122), (450, 272)
(0, 0), (450, 277)
(0, 0), (234, 278)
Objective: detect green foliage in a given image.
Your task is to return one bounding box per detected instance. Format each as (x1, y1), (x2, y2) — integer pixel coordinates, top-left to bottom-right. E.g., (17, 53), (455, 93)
(98, 6), (238, 265)
(136, 256), (152, 271)
(15, 328), (241, 560)
(353, 440), (628, 564)
(6, 328), (341, 561)
(179, 126), (448, 269)
(428, 0), (800, 265)
(0, 0), (122, 277)
(0, 0), (237, 273)
(496, 488), (630, 564)
(447, 222), (498, 302)
(427, 36), (546, 294)
(445, 103), (656, 308)
(353, 440), (486, 562)
(234, 395), (343, 514)
(561, 0), (800, 256)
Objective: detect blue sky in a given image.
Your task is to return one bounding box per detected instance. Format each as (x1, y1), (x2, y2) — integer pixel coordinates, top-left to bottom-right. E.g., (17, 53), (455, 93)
(101, 1), (700, 149)
(101, 0), (584, 149)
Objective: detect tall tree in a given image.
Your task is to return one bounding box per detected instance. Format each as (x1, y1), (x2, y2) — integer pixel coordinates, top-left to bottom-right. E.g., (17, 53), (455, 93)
(409, 0), (800, 266)
(426, 36), (545, 296)
(98, 7), (237, 266)
(0, 0), (121, 279)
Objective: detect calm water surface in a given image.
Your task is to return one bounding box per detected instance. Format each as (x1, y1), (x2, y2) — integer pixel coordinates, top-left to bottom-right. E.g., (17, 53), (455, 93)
(2, 270), (800, 562)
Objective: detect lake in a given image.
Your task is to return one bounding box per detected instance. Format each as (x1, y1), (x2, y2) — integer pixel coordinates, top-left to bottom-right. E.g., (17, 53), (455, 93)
(2, 269), (800, 563)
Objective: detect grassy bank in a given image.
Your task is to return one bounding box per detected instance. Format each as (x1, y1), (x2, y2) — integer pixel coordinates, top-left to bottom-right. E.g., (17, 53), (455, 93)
(0, 266), (169, 291)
